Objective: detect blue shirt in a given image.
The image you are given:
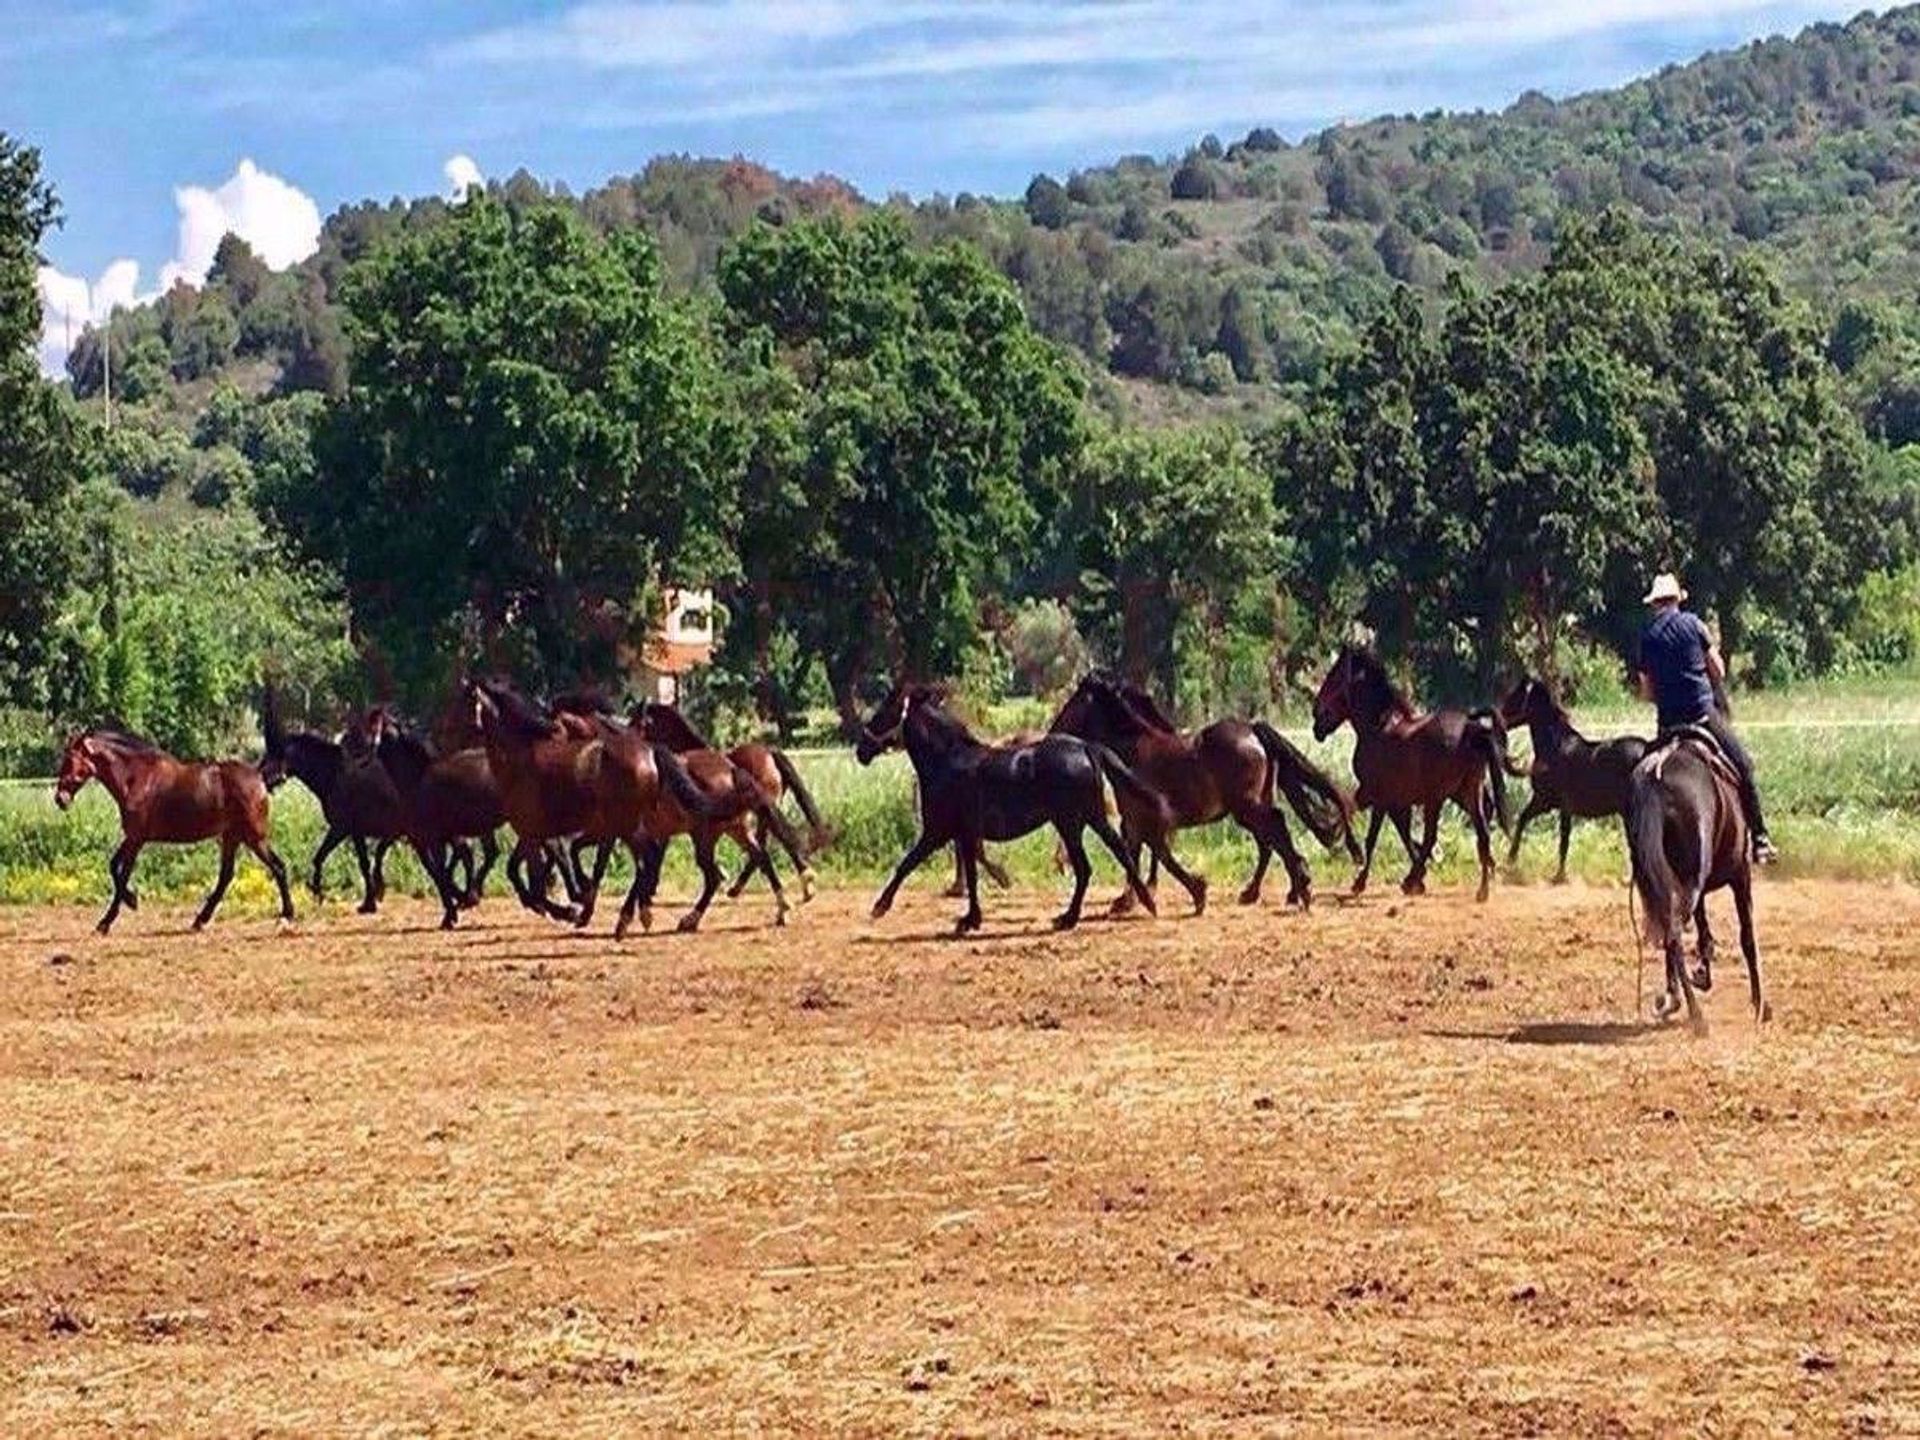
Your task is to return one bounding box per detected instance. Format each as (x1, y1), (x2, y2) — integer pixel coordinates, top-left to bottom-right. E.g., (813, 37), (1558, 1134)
(1638, 608), (1716, 729)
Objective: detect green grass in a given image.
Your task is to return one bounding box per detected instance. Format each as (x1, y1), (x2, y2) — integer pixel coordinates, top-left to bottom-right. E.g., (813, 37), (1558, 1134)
(6, 676), (1920, 912)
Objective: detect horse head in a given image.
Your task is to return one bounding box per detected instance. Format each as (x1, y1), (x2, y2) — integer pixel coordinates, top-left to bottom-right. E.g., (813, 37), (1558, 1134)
(1496, 676), (1563, 732)
(855, 679), (944, 764)
(54, 732), (99, 810)
(1311, 649), (1358, 740)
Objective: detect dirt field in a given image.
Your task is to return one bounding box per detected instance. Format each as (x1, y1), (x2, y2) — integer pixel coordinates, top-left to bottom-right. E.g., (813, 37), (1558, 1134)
(2, 877), (1917, 1436)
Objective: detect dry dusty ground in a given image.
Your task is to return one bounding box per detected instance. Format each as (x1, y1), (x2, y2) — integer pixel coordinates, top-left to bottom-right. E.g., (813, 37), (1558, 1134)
(1, 875), (1917, 1436)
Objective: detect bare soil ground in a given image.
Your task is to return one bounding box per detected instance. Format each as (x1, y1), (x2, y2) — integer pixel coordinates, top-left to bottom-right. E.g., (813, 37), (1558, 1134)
(2, 878), (1918, 1436)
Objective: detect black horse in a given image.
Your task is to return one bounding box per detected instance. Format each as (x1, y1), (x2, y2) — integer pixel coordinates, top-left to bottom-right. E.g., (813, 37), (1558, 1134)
(1496, 676), (1649, 883)
(260, 687), (407, 913)
(358, 707), (505, 923)
(1627, 730), (1768, 1034)
(856, 681), (1162, 934)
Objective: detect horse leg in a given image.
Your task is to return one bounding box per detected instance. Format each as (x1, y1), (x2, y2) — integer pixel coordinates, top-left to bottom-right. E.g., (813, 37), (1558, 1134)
(1260, 808), (1312, 909)
(192, 840), (239, 931)
(1506, 795), (1545, 867)
(1351, 808), (1386, 896)
(872, 833), (945, 921)
(725, 815), (764, 898)
(370, 837), (392, 903)
(1732, 866), (1769, 1024)
(1554, 811), (1573, 885)
(1089, 813), (1156, 917)
(310, 825), (345, 899)
(980, 847), (1014, 891)
(1465, 798), (1496, 903)
(1401, 805), (1437, 896)
(1690, 899), (1717, 992)
(955, 834), (984, 935)
(351, 836), (379, 915)
(416, 842), (463, 930)
(97, 838), (141, 935)
(616, 839), (662, 939)
(1052, 823), (1092, 931)
(747, 829), (791, 927)
(466, 832), (498, 906)
(1235, 809), (1273, 905)
(678, 834), (726, 933)
(254, 840), (295, 922)
(1146, 829), (1208, 915)
(574, 839), (614, 930)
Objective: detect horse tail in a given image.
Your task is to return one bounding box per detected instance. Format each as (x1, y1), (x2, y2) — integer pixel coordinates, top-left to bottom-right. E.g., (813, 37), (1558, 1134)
(1466, 718), (1512, 837)
(1628, 771), (1681, 948)
(770, 747), (833, 852)
(1092, 744), (1172, 833)
(262, 683), (286, 756)
(1252, 720), (1358, 859)
(652, 744), (732, 821)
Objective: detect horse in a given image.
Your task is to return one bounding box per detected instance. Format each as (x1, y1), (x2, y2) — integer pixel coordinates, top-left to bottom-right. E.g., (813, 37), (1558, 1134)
(1627, 729), (1768, 1034)
(356, 707), (506, 923)
(1496, 676), (1649, 883)
(1050, 672), (1358, 911)
(260, 687), (413, 913)
(1311, 647), (1511, 901)
(54, 729), (294, 934)
(630, 701), (832, 903)
(472, 680), (802, 935)
(855, 680), (1161, 934)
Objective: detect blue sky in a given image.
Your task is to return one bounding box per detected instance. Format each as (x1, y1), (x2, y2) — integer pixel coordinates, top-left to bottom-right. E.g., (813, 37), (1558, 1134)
(6, 0), (1860, 368)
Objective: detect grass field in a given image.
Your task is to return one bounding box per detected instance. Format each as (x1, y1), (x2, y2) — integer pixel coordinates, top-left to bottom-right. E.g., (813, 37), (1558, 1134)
(2, 881), (1917, 1432)
(5, 680), (1920, 913)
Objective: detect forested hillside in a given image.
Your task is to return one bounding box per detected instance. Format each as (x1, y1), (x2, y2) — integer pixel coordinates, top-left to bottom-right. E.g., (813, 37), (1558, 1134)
(8, 6), (1920, 767)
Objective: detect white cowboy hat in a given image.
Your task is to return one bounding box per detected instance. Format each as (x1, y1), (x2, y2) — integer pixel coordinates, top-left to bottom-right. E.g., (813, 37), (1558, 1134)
(1643, 572), (1687, 605)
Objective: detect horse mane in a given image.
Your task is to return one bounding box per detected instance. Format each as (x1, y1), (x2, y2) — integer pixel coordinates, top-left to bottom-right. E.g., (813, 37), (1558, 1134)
(1344, 647), (1418, 721)
(478, 680), (558, 740)
(1523, 675), (1573, 727)
(637, 702), (714, 751)
(86, 727), (165, 756)
(551, 687), (618, 718)
(908, 687), (980, 746)
(1106, 678), (1178, 735)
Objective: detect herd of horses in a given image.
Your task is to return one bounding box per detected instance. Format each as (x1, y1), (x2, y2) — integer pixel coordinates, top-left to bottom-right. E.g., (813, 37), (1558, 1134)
(49, 648), (1765, 1033)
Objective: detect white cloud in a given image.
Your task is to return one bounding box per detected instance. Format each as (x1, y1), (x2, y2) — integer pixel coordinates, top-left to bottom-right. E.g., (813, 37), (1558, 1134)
(158, 157), (322, 289)
(443, 153), (485, 199)
(34, 159), (320, 376)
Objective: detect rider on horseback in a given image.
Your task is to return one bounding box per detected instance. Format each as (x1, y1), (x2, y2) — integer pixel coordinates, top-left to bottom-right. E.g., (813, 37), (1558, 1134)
(1632, 573), (1778, 864)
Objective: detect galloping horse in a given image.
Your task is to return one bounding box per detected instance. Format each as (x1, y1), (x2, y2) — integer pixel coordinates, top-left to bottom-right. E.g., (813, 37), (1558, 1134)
(1050, 672), (1357, 911)
(630, 700), (831, 902)
(1628, 730), (1768, 1034)
(1311, 647), (1510, 901)
(55, 729), (294, 934)
(1497, 676), (1648, 884)
(260, 687), (409, 913)
(856, 681), (1161, 933)
(357, 707), (506, 921)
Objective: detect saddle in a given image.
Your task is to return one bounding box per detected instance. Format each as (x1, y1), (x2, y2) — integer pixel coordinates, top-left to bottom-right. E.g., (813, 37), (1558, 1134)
(1644, 725), (1741, 794)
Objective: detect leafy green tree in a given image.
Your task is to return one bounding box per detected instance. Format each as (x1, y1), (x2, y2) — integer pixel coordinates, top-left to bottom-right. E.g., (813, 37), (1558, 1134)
(717, 213), (1083, 731)
(0, 134), (92, 706)
(1069, 426), (1279, 703)
(263, 192), (730, 697)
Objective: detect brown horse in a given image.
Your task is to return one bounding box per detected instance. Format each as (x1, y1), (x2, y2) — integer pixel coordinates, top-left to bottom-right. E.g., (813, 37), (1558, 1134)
(1311, 647), (1510, 901)
(630, 701), (831, 902)
(1496, 676), (1648, 884)
(1628, 729), (1768, 1034)
(357, 707), (507, 920)
(1051, 673), (1358, 911)
(54, 729), (294, 934)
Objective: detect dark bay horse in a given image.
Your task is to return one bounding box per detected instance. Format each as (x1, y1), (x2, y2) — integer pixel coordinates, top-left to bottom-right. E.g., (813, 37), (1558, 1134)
(630, 700), (831, 903)
(1496, 676), (1648, 883)
(357, 708), (506, 923)
(1050, 673), (1357, 911)
(1628, 730), (1768, 1034)
(55, 729), (294, 934)
(1312, 647), (1510, 901)
(855, 681), (1160, 934)
(260, 688), (408, 913)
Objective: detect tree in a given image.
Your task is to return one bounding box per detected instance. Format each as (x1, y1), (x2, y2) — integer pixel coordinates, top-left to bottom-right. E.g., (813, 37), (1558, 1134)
(1023, 174), (1070, 230)
(1068, 426), (1279, 704)
(262, 192), (730, 697)
(0, 133), (92, 705)
(208, 232), (270, 309)
(717, 213), (1084, 732)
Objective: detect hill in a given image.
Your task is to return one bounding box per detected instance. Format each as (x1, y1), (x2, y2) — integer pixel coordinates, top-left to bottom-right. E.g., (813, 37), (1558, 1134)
(59, 4), (1920, 427)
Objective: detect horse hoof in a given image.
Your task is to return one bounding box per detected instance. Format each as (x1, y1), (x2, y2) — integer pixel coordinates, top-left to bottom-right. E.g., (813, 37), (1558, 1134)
(774, 908), (789, 928)
(1758, 1000), (1773, 1024)
(1237, 886), (1261, 906)
(676, 914), (702, 934)
(95, 921), (113, 937)
(358, 901), (378, 916)
(1690, 966), (1713, 992)
(1190, 878), (1208, 916)
(1108, 893), (1138, 918)
(1288, 887), (1311, 910)
(1349, 876), (1369, 897)
(639, 907), (654, 933)
(124, 892), (139, 911)
(191, 918), (208, 933)
(800, 874), (817, 904)
(1052, 913), (1078, 931)
(1402, 878), (1426, 897)
(870, 899), (892, 921)
(440, 915), (458, 931)
(954, 915), (982, 936)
